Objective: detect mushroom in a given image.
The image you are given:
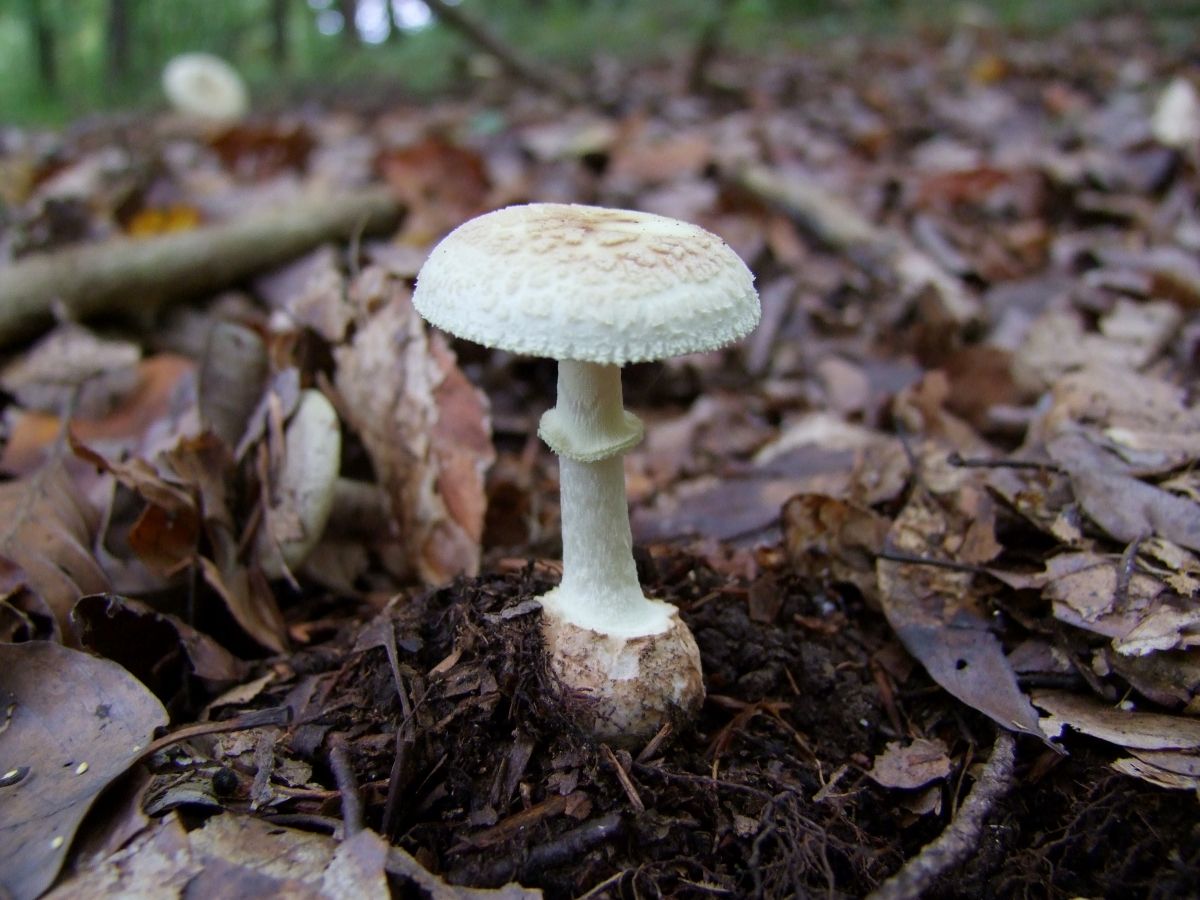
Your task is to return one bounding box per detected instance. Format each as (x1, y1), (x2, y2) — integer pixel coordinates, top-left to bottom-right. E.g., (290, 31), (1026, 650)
(413, 203), (759, 742)
(162, 53), (248, 122)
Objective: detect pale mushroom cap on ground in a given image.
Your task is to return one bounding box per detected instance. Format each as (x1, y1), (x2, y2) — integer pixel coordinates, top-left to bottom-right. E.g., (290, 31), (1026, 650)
(162, 53), (249, 121)
(413, 203), (760, 364)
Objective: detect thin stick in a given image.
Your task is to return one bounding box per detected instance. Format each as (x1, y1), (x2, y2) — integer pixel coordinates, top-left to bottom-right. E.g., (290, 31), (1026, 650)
(866, 731), (1017, 900)
(947, 452), (1062, 474)
(876, 549), (987, 575)
(328, 732), (365, 838)
(601, 744), (645, 813)
(135, 706), (290, 765)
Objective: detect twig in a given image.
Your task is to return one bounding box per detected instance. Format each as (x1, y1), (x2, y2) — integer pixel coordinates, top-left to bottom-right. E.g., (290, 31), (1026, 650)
(422, 0), (584, 104)
(382, 724), (415, 840)
(1114, 533), (1148, 611)
(866, 731), (1017, 900)
(135, 706), (290, 764)
(636, 722), (672, 763)
(876, 549), (987, 575)
(0, 187), (402, 347)
(601, 744), (645, 812)
(577, 870), (630, 900)
(524, 812), (623, 872)
(947, 452), (1063, 474)
(328, 732), (365, 838)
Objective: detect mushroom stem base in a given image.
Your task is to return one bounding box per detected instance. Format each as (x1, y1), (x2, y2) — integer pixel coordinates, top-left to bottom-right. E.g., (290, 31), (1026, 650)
(541, 602), (705, 746)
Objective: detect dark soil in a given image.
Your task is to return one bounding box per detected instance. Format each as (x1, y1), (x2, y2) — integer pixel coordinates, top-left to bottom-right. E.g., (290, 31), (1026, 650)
(179, 553), (1198, 899)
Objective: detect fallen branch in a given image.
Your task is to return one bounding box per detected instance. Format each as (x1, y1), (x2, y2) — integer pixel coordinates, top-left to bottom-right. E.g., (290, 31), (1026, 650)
(0, 187), (402, 348)
(734, 164), (980, 326)
(867, 731), (1017, 900)
(423, 0), (585, 104)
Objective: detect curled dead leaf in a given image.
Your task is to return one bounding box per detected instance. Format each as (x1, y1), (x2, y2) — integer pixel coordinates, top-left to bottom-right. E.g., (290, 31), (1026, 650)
(334, 268), (493, 585)
(0, 460), (110, 639)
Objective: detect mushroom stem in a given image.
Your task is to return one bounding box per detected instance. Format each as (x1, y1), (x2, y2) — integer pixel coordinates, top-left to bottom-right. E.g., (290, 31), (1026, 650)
(540, 360), (670, 637)
(556, 361), (629, 450)
(539, 360), (643, 462)
(556, 455), (665, 633)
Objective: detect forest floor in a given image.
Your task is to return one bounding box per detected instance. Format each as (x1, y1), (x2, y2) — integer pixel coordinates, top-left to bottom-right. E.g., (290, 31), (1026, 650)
(1, 11), (1199, 900)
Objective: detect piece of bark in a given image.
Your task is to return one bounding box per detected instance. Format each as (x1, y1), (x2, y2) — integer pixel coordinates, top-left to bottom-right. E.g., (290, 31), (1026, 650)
(735, 164), (979, 326)
(0, 188), (402, 347)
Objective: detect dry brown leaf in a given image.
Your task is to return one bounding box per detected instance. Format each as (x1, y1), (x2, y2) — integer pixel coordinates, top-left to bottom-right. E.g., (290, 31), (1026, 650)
(877, 490), (1045, 741)
(334, 267), (493, 585)
(0, 324), (139, 417)
(867, 738), (953, 789)
(73, 592), (249, 705)
(2, 355), (198, 478)
(0, 641), (168, 900)
(376, 137), (489, 244)
(71, 436), (200, 575)
(1033, 688), (1200, 751)
(198, 320), (269, 450)
(47, 815), (537, 900)
(1110, 757), (1200, 791)
(254, 244), (351, 343)
(209, 122), (315, 180)
(783, 494), (889, 602)
(0, 460), (109, 638)
(608, 125), (713, 188)
(1048, 432), (1200, 552)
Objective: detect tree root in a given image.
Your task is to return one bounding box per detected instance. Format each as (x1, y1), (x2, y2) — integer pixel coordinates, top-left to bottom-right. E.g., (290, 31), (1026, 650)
(867, 731), (1017, 900)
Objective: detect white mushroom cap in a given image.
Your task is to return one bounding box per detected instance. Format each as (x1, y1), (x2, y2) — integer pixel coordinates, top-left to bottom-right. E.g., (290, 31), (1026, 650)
(413, 204), (759, 365)
(162, 53), (249, 122)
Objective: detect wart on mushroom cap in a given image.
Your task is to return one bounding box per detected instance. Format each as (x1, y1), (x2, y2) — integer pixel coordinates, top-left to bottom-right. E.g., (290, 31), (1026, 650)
(414, 203), (760, 743)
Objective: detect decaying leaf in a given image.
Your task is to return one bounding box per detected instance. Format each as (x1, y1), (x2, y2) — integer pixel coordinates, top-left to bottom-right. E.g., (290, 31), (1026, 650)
(0, 460), (110, 638)
(868, 738), (953, 789)
(198, 320), (269, 450)
(72, 436), (201, 576)
(1048, 433), (1200, 552)
(0, 324), (140, 418)
(1110, 756), (1200, 791)
(46, 814), (539, 900)
(1033, 688), (1200, 751)
(0, 641), (168, 900)
(877, 491), (1044, 741)
(254, 244), (351, 343)
(376, 136), (490, 244)
(1, 355), (199, 478)
(783, 494), (889, 601)
(73, 592), (248, 705)
(334, 267), (493, 585)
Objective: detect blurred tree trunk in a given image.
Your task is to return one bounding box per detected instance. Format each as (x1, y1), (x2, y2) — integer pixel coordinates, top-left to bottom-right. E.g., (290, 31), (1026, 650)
(271, 0), (290, 67)
(25, 0), (57, 93)
(337, 0), (360, 45)
(387, 0), (406, 43)
(106, 0), (132, 83)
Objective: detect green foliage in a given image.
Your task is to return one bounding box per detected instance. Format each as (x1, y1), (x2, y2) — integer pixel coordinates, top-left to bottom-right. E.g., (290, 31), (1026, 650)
(0, 0), (1193, 127)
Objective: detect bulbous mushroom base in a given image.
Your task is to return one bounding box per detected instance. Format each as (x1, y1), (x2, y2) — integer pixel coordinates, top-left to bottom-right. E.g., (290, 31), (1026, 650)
(540, 602), (705, 746)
